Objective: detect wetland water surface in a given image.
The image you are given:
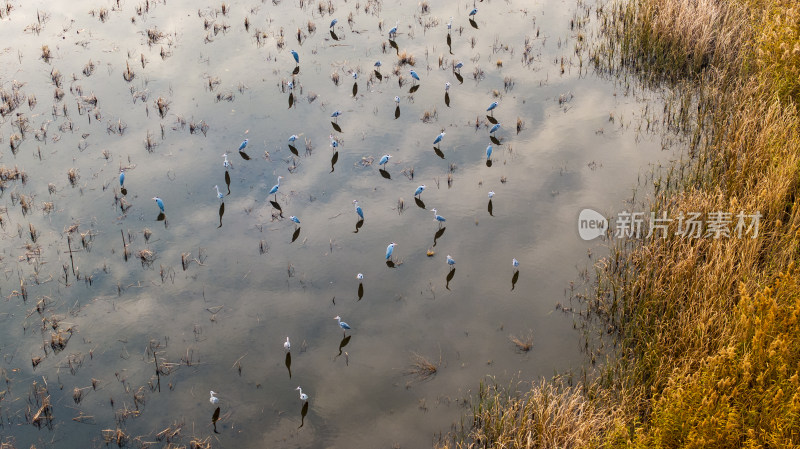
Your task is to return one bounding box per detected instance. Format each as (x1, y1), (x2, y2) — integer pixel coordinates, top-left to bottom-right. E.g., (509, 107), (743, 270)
(0, 0), (663, 447)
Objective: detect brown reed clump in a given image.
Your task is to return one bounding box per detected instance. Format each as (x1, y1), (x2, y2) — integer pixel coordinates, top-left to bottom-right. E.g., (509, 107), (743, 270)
(405, 352), (440, 382)
(67, 168), (79, 186)
(398, 50), (416, 66)
(509, 331), (533, 352)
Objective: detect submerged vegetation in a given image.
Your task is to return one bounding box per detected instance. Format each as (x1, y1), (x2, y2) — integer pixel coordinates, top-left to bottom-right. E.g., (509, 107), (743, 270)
(439, 0), (800, 447)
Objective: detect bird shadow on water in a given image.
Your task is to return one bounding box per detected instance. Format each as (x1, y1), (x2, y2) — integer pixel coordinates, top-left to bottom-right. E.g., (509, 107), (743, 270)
(120, 187), (128, 196)
(389, 39), (399, 54)
(469, 18), (478, 29)
(288, 93), (294, 108)
(487, 115), (498, 125)
(218, 202), (225, 228)
(299, 401), (309, 429)
(433, 226), (446, 247)
(353, 219), (364, 233)
(409, 84), (420, 94)
(285, 352), (292, 378)
(486, 159), (493, 168)
(330, 30), (339, 40)
(270, 201), (283, 216)
(445, 92), (450, 107)
(352, 82), (358, 97)
(454, 72), (464, 84)
(357, 282), (364, 301)
(292, 227), (301, 243)
(446, 268), (456, 290)
(238, 150), (251, 160)
(379, 168), (391, 179)
(433, 146), (445, 159)
(330, 151), (339, 172)
(488, 199), (493, 216)
(415, 197), (426, 209)
(331, 122), (342, 133)
(511, 270), (520, 291)
(375, 70), (383, 81)
(394, 106), (400, 119)
(289, 144), (299, 156)
(490, 136), (502, 145)
(337, 335), (351, 357)
(225, 170), (231, 193)
(212, 407), (221, 434)
(386, 260), (396, 268)
(292, 66), (300, 75)
(446, 33), (452, 54)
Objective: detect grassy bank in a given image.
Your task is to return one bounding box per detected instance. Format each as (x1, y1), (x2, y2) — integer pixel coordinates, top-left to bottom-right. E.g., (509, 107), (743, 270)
(438, 0), (800, 447)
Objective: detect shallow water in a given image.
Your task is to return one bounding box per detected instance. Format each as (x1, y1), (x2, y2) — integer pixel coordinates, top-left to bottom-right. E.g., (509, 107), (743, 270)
(0, 0), (662, 447)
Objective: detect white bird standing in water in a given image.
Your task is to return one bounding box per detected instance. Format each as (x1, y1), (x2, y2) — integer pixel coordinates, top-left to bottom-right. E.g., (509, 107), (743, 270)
(214, 185), (223, 199)
(209, 391), (219, 404)
(447, 255), (455, 266)
(284, 337), (291, 351)
(296, 386), (308, 401)
(222, 153), (231, 169)
(431, 208), (446, 224)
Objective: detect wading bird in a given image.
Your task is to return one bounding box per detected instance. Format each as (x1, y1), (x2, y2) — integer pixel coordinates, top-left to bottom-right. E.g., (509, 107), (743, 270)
(454, 61), (464, 71)
(214, 185), (223, 199)
(513, 258), (519, 268)
(409, 70), (420, 83)
(431, 208), (446, 224)
(469, 8), (478, 17)
(335, 315), (351, 332)
(357, 273), (364, 280)
(152, 197), (164, 212)
(290, 215), (300, 225)
(353, 200), (364, 220)
(486, 144), (493, 160)
(238, 139), (248, 151)
(119, 169), (125, 187)
(269, 176), (283, 199)
(447, 255), (455, 266)
(330, 19), (337, 28)
(395, 95), (400, 104)
(284, 337), (291, 351)
(290, 49), (299, 64)
(488, 191), (495, 199)
(386, 242), (397, 259)
(289, 134), (298, 142)
(296, 386), (308, 401)
(414, 185), (426, 197)
(209, 391), (219, 404)
(331, 110), (342, 121)
(487, 101), (498, 113)
(222, 153), (231, 169)
(490, 123), (501, 134)
(434, 132), (446, 145)
(379, 154), (391, 166)
(445, 82), (451, 91)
